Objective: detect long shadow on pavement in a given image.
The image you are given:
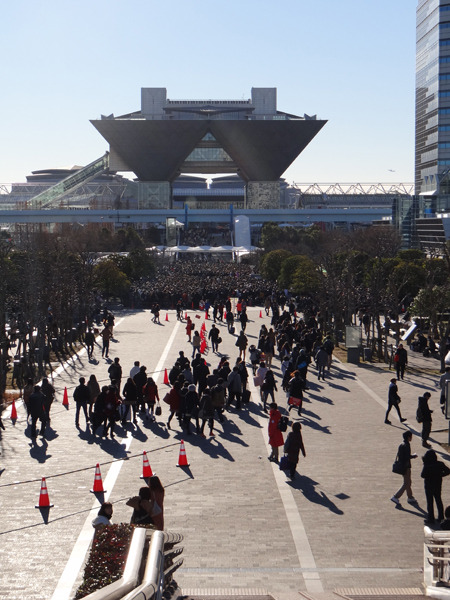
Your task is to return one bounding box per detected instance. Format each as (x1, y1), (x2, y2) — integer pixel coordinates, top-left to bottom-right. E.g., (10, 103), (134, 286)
(287, 474), (344, 515)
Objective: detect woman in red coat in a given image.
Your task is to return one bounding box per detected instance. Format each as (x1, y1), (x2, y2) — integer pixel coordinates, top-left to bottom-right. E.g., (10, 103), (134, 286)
(186, 317), (193, 342)
(268, 402), (284, 463)
(164, 381), (181, 429)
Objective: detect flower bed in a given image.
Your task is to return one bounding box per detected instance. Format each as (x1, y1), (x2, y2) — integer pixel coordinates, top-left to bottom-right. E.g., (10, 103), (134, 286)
(74, 524), (134, 599)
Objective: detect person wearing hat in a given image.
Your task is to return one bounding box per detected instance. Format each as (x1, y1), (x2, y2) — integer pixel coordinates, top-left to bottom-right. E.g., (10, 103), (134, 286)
(385, 378), (407, 425)
(418, 391), (433, 448)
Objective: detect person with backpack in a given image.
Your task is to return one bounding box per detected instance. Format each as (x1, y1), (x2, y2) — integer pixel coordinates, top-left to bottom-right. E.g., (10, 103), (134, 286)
(261, 368), (277, 412)
(268, 403), (284, 463)
(417, 391), (433, 448)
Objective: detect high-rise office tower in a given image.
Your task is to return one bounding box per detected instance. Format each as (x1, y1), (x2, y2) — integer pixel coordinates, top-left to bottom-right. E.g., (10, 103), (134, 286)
(416, 0), (450, 194)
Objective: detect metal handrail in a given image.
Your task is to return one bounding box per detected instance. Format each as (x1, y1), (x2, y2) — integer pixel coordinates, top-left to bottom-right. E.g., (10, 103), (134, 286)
(80, 529), (183, 600)
(424, 527), (450, 591)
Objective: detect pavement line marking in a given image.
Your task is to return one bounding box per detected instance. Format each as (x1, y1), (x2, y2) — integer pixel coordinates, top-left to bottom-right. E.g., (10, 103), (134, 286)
(51, 319), (180, 600)
(49, 437), (133, 600)
(252, 382), (324, 594)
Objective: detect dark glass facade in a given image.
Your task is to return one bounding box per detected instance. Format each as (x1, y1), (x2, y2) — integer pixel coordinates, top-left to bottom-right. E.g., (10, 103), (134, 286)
(416, 0), (450, 193)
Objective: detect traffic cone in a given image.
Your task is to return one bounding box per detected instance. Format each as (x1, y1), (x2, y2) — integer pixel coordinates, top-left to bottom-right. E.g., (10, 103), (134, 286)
(90, 463), (106, 493)
(201, 322), (206, 332)
(140, 451), (154, 479)
(259, 310), (262, 318)
(176, 440), (190, 467)
(224, 311), (227, 320)
(35, 477), (53, 508)
(185, 312), (188, 320)
(62, 387), (69, 408)
(205, 311), (209, 319)
(200, 339), (207, 354)
(165, 313), (169, 322)
(163, 369), (169, 385)
(10, 400), (17, 420)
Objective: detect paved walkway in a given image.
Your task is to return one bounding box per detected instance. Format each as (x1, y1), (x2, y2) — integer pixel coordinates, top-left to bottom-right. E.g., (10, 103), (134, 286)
(0, 308), (446, 600)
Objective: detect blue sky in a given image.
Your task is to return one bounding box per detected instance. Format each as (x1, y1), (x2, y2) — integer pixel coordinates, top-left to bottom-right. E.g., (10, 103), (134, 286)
(0, 0), (415, 185)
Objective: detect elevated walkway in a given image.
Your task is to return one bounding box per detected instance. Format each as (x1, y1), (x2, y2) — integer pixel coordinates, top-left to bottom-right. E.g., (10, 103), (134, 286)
(28, 152), (109, 209)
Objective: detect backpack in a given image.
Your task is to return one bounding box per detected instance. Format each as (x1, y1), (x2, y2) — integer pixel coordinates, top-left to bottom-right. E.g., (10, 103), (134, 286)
(278, 416), (289, 432)
(416, 404), (423, 423)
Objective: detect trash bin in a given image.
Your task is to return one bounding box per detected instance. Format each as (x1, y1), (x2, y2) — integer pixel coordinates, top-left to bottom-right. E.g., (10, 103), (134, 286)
(347, 347), (360, 364)
(363, 347), (372, 361)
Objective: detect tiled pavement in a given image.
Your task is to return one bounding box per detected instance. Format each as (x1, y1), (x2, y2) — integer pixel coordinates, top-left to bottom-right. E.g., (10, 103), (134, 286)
(0, 307), (445, 600)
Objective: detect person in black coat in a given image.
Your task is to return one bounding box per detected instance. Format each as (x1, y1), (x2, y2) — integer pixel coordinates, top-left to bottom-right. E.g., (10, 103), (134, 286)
(284, 422), (306, 479)
(28, 385), (47, 438)
(418, 392), (433, 448)
(385, 378), (407, 425)
(421, 449), (450, 524)
(390, 430), (418, 506)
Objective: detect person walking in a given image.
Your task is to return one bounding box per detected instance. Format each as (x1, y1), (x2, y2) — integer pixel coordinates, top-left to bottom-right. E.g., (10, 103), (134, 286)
(208, 324), (220, 353)
(394, 343), (408, 380)
(185, 316), (193, 342)
(287, 370), (304, 416)
(40, 378), (55, 424)
(236, 330), (248, 361)
(421, 449), (450, 525)
(28, 385), (47, 439)
(268, 403), (284, 463)
(73, 377), (90, 428)
(108, 357), (122, 389)
(261, 368), (277, 412)
(87, 374), (101, 421)
(142, 377), (159, 422)
(132, 365), (147, 413)
(390, 430), (418, 506)
(122, 377), (138, 425)
(192, 331), (201, 358)
(101, 325), (112, 358)
(199, 387), (215, 437)
(315, 345), (328, 381)
(385, 378), (407, 425)
(85, 328), (95, 360)
(418, 391), (433, 448)
(283, 422), (306, 480)
(227, 366), (242, 410)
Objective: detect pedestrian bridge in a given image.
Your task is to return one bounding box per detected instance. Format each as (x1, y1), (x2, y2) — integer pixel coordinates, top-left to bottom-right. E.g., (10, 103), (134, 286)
(0, 206), (391, 226)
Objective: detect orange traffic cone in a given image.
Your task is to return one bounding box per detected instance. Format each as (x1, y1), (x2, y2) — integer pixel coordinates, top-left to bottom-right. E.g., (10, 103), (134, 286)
(176, 440), (190, 467)
(205, 311), (209, 319)
(185, 312), (188, 320)
(224, 311), (227, 320)
(35, 477), (54, 508)
(62, 387), (69, 408)
(163, 369), (169, 385)
(165, 313), (169, 322)
(140, 451), (154, 479)
(10, 399), (17, 420)
(259, 310), (262, 318)
(201, 322), (206, 331)
(200, 339), (207, 354)
(90, 464), (106, 493)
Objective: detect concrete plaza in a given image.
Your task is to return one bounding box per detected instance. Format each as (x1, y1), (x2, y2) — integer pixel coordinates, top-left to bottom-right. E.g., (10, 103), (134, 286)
(0, 307), (445, 600)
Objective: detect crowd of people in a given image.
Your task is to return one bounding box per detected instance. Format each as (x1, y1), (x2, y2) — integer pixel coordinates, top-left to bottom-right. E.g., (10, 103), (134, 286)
(18, 286), (450, 533)
(132, 262), (278, 309)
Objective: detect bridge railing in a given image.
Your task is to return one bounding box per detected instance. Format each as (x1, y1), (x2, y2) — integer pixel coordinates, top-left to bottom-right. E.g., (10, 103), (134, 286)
(424, 526), (450, 596)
